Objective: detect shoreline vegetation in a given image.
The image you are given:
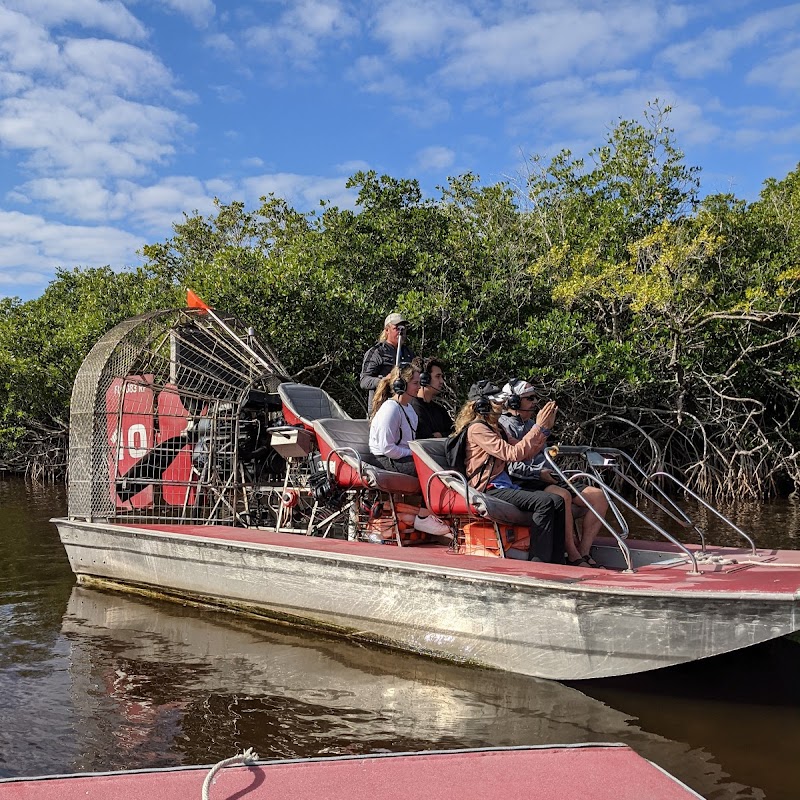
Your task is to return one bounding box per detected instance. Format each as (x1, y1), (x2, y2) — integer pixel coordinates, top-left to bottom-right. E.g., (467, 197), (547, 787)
(1, 103), (798, 501)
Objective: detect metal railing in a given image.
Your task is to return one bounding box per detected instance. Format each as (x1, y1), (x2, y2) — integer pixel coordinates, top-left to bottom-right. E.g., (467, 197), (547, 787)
(542, 445), (758, 572)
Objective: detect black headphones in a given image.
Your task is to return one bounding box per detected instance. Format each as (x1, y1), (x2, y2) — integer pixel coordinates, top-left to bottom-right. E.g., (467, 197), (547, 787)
(419, 370), (431, 387)
(392, 362), (411, 395)
(473, 381), (492, 415)
(506, 377), (522, 411)
(474, 395), (492, 415)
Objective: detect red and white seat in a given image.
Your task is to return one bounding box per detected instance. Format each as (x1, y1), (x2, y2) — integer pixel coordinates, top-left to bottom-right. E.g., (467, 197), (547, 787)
(409, 438), (531, 558)
(278, 382), (350, 432)
(313, 418), (433, 546)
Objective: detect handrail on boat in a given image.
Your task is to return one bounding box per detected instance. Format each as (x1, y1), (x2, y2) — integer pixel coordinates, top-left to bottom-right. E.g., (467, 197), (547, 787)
(424, 469), (478, 515)
(544, 467), (636, 573)
(567, 471), (700, 574)
(325, 445), (365, 484)
(592, 448), (696, 528)
(577, 446), (697, 531)
(649, 471), (757, 556)
(542, 448), (629, 539)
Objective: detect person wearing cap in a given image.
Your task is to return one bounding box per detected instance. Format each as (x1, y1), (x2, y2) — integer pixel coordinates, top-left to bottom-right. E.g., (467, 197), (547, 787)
(498, 379), (609, 567)
(452, 382), (584, 565)
(410, 357), (454, 439)
(360, 312), (415, 411)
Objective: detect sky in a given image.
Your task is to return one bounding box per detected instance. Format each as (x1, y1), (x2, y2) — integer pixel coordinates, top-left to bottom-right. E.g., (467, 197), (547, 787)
(0, 1), (798, 301)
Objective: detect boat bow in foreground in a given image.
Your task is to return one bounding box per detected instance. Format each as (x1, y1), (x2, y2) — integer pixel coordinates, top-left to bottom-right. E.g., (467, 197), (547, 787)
(0, 745), (702, 800)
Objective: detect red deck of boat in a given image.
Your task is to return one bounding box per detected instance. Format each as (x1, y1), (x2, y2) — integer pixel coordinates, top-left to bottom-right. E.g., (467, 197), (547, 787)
(0, 746), (700, 800)
(123, 522), (800, 596)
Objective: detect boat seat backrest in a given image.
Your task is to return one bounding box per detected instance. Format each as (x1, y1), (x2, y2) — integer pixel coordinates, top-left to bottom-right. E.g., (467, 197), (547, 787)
(409, 438), (533, 527)
(278, 382), (350, 430)
(312, 418), (420, 495)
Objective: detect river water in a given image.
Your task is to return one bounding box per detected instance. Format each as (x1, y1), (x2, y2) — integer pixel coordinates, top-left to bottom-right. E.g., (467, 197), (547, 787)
(1, 479), (799, 798)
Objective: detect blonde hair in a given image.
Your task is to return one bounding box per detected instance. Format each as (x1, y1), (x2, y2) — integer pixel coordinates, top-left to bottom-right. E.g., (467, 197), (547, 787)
(371, 363), (420, 418)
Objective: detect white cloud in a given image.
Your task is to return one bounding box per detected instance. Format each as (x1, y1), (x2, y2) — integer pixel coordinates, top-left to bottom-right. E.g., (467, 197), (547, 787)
(415, 145), (456, 172)
(10, 177), (118, 221)
(347, 55), (407, 96)
(371, 0), (477, 60)
(159, 0), (216, 29)
(242, 172), (358, 210)
(517, 80), (719, 152)
(0, 89), (190, 177)
(61, 38), (176, 97)
(2, 0), (146, 40)
(748, 47), (800, 92)
(0, 209), (144, 293)
(334, 159), (370, 174)
(0, 9), (192, 181)
(124, 176), (221, 229)
(0, 7), (62, 73)
(346, 55), (451, 126)
(244, 0), (359, 67)
(437, 4), (675, 88)
(211, 83), (244, 104)
(205, 32), (237, 55)
(660, 5), (800, 79)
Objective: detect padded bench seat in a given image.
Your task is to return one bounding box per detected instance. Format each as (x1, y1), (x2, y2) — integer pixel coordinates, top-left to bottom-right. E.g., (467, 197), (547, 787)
(278, 382), (350, 431)
(313, 418), (421, 495)
(409, 438), (533, 527)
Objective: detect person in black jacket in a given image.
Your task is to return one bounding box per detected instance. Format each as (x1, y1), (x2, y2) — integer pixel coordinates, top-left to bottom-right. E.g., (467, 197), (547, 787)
(410, 357), (454, 439)
(360, 312), (415, 410)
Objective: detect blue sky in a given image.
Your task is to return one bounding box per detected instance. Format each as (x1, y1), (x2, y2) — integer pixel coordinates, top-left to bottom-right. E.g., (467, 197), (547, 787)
(1, 0), (798, 301)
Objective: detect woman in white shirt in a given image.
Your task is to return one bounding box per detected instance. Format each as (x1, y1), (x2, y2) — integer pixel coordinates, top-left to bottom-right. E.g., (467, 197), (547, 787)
(369, 363), (450, 538)
(369, 362), (421, 476)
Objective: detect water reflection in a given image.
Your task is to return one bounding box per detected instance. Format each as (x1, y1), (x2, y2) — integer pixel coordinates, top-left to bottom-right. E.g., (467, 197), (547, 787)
(55, 585), (757, 798)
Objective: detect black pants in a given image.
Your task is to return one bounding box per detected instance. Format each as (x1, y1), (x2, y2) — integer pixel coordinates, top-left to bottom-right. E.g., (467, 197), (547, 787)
(375, 454), (418, 477)
(486, 487), (566, 563)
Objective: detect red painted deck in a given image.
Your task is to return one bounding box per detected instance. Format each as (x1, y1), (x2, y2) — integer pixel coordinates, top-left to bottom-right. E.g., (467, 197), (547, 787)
(0, 746), (700, 800)
(128, 522), (800, 596)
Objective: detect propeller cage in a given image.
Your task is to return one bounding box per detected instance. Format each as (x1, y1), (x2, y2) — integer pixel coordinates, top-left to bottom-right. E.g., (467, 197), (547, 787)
(68, 308), (287, 525)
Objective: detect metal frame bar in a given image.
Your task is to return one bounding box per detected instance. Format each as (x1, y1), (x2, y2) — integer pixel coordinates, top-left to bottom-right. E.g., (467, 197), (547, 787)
(650, 471), (757, 555)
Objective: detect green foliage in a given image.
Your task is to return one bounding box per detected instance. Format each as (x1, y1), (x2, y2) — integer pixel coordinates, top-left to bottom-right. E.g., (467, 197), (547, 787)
(1, 105), (799, 498)
(0, 266), (167, 459)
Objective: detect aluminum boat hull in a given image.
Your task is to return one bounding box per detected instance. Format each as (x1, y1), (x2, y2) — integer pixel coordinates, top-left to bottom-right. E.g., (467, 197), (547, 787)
(54, 518), (800, 680)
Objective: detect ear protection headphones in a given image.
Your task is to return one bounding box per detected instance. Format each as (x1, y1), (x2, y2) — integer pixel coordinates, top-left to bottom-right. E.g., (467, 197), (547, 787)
(419, 371), (431, 387)
(474, 395), (492, 415)
(392, 362), (412, 396)
(506, 377), (521, 411)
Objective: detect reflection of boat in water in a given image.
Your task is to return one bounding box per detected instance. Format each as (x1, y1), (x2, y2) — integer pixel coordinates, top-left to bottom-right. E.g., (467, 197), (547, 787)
(52, 586), (759, 798)
(0, 744), (703, 800)
(53, 305), (800, 681)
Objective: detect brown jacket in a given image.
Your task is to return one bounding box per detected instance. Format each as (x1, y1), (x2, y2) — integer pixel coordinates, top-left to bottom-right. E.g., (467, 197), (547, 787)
(465, 421), (548, 492)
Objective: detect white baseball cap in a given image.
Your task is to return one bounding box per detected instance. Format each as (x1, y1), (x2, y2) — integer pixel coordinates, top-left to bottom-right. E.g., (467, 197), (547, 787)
(502, 379), (537, 398)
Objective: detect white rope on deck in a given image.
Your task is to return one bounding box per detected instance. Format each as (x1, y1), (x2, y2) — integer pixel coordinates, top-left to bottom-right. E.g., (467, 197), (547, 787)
(202, 747), (260, 800)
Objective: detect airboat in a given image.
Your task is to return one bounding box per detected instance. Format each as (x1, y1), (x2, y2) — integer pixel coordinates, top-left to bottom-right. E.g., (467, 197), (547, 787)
(52, 300), (800, 680)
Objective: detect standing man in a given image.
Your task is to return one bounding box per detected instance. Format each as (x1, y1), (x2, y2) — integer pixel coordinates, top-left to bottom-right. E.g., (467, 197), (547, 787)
(410, 357), (454, 439)
(360, 312), (415, 411)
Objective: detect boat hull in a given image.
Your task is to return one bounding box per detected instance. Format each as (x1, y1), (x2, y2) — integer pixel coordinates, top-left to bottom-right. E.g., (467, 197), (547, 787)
(54, 518), (800, 680)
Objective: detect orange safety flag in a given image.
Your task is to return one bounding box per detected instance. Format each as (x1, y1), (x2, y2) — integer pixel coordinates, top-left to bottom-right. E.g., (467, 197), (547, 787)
(186, 289), (210, 311)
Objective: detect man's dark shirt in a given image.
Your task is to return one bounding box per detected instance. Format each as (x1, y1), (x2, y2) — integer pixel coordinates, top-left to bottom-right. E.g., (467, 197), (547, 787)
(410, 396), (454, 439)
(360, 340), (415, 407)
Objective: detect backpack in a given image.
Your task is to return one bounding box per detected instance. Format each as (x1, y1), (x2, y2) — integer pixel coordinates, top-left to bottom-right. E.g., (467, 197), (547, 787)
(444, 420), (495, 483)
